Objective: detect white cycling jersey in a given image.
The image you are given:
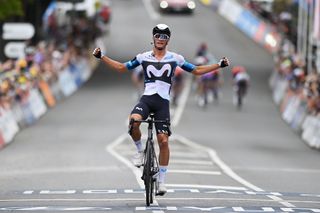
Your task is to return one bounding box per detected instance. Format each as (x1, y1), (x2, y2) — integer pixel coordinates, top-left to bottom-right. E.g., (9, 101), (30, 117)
(125, 51), (195, 100)
(235, 72), (250, 82)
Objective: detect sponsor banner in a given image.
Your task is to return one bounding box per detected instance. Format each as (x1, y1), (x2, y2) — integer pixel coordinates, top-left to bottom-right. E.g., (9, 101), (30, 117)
(235, 9), (261, 38)
(282, 96), (300, 124)
(21, 102), (36, 125)
(11, 103), (25, 127)
(69, 63), (83, 88)
(28, 89), (47, 120)
(302, 116), (319, 147)
(290, 100), (307, 131)
(273, 79), (288, 105)
(217, 0), (280, 53)
(78, 59), (91, 82)
(218, 0), (242, 24)
(38, 80), (56, 107)
(0, 107), (19, 144)
(0, 131), (5, 148)
(58, 67), (77, 97)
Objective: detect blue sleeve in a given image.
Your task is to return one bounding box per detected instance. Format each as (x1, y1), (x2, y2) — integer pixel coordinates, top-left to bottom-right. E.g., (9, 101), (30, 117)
(125, 57), (140, 70)
(181, 61), (196, 72)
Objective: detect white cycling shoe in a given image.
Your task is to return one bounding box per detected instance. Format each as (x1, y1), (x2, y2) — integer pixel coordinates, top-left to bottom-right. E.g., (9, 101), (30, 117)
(132, 151), (144, 167)
(157, 182), (167, 196)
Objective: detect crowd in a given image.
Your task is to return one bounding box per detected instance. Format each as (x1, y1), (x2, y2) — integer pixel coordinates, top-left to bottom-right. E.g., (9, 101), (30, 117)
(274, 39), (320, 116)
(0, 11), (99, 146)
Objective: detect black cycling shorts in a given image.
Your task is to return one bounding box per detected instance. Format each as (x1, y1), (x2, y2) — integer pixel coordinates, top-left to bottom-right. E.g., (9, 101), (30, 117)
(131, 94), (171, 136)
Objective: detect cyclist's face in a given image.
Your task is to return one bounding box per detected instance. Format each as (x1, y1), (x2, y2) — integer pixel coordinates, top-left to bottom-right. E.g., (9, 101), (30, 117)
(153, 34), (169, 50)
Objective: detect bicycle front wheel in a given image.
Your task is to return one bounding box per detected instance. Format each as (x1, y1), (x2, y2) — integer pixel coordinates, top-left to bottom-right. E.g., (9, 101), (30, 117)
(144, 141), (154, 206)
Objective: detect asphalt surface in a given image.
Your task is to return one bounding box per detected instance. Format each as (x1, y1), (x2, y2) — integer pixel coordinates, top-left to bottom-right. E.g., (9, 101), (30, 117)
(0, 0), (320, 212)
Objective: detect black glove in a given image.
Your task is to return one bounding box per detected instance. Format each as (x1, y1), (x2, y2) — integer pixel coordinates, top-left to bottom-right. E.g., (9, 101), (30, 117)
(93, 48), (102, 59)
(218, 57), (229, 68)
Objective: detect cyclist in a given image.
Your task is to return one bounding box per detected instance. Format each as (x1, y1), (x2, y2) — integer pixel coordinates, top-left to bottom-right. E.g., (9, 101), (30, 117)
(93, 24), (230, 195)
(231, 66), (250, 108)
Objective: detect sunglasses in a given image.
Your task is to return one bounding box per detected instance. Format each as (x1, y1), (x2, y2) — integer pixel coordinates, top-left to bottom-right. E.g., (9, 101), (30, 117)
(153, 33), (170, 40)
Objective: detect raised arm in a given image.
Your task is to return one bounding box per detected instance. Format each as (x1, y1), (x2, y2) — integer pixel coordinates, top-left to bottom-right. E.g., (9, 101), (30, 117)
(192, 57), (230, 75)
(92, 47), (127, 73)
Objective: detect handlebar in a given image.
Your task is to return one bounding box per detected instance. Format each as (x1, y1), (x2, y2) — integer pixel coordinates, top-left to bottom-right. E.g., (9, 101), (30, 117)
(133, 118), (170, 125)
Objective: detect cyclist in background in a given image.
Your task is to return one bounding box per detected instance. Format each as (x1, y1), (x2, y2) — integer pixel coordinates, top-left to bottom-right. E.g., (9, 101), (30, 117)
(93, 24), (230, 195)
(232, 66), (250, 108)
(194, 49), (223, 107)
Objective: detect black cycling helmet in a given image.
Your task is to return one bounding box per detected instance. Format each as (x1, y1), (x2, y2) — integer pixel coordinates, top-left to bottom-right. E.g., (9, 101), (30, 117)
(152, 24), (171, 38)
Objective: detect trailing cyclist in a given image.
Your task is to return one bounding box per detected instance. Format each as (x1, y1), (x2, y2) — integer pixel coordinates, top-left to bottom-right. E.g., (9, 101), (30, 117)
(232, 66), (250, 109)
(92, 24), (230, 195)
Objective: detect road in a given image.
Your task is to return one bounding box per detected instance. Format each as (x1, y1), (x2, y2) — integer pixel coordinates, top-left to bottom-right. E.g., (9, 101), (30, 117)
(0, 0), (319, 212)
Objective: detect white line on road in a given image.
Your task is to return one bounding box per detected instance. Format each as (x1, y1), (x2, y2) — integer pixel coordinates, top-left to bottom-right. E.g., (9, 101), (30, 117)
(1, 198), (319, 204)
(168, 170), (221, 175)
(267, 195), (296, 208)
(172, 134), (297, 208)
(170, 159), (213, 165)
(106, 134), (162, 212)
(171, 75), (193, 127)
(166, 184), (247, 191)
(106, 133), (144, 188)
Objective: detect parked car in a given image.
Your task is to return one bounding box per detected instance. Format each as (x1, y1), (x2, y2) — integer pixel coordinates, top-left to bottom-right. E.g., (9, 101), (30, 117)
(157, 0), (196, 14)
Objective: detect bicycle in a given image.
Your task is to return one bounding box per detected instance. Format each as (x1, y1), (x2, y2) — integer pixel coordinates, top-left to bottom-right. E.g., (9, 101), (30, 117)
(235, 80), (248, 109)
(131, 113), (170, 206)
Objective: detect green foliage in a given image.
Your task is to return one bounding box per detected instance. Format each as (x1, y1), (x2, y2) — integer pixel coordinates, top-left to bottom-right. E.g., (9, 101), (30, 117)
(0, 0), (24, 21)
(272, 0), (294, 15)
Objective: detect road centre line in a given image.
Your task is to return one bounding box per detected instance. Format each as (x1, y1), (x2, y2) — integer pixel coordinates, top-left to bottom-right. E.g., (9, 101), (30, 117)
(168, 170), (221, 175)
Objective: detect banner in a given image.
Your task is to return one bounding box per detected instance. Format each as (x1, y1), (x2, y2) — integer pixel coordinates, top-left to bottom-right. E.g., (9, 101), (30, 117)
(39, 80), (56, 107)
(59, 67), (77, 97)
(28, 89), (47, 119)
(0, 108), (19, 144)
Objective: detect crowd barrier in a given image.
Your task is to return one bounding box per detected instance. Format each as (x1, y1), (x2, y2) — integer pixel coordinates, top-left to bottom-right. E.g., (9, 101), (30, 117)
(200, 0), (282, 53)
(201, 0), (320, 150)
(270, 71), (320, 149)
(0, 57), (93, 150)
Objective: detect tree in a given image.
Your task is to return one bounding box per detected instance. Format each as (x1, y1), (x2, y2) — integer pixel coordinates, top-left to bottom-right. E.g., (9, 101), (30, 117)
(0, 0), (24, 21)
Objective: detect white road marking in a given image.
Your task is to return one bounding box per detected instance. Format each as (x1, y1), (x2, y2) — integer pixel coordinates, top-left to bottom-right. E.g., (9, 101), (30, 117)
(0, 166), (120, 176)
(165, 184), (247, 191)
(106, 134), (162, 212)
(106, 134), (144, 188)
(268, 195), (296, 208)
(142, 0), (160, 20)
(168, 170), (221, 175)
(1, 198), (319, 204)
(172, 134), (262, 191)
(172, 134), (297, 208)
(171, 75), (193, 127)
(170, 159), (213, 165)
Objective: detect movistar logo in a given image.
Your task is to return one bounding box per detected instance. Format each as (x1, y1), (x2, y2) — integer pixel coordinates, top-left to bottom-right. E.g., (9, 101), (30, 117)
(146, 64), (172, 78)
